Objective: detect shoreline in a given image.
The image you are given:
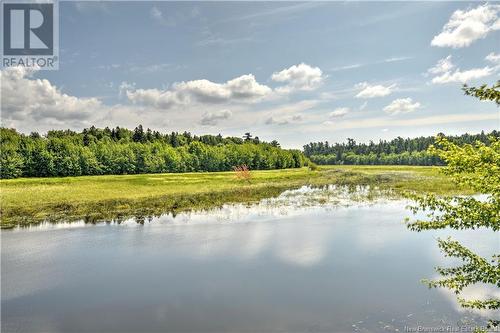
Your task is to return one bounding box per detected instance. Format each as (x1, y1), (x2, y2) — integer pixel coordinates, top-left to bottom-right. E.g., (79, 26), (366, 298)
(0, 166), (470, 229)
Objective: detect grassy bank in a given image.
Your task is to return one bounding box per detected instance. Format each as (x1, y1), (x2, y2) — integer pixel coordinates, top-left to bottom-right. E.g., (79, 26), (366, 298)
(0, 166), (469, 228)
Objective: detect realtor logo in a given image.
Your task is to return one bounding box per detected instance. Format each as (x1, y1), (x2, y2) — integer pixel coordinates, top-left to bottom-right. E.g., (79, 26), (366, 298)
(1, 1), (59, 70)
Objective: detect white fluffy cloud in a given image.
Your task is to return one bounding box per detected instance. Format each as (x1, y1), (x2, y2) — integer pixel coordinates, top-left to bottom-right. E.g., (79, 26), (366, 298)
(428, 55), (495, 84)
(427, 55), (455, 74)
(265, 114), (303, 126)
(126, 64), (324, 110)
(2, 63), (326, 134)
(355, 82), (395, 98)
(383, 98), (421, 115)
(200, 109), (232, 126)
(150, 7), (165, 23)
(485, 52), (500, 64)
(431, 4), (500, 48)
(1, 66), (101, 125)
(329, 107), (350, 118)
(126, 74), (272, 109)
(271, 63), (324, 93)
(432, 67), (494, 84)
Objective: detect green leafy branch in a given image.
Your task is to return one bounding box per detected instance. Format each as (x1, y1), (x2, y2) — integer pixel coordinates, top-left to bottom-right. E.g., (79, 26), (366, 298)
(463, 81), (500, 106)
(406, 132), (500, 315)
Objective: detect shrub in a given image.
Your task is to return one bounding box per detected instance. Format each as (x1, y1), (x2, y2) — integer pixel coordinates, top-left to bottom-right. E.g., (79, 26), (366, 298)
(308, 161), (319, 171)
(233, 164), (252, 183)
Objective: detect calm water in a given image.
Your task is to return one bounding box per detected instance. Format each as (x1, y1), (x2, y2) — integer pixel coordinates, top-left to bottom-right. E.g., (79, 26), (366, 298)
(1, 187), (498, 333)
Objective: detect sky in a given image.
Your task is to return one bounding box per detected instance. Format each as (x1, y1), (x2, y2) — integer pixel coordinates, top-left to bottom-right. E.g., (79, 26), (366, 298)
(1, 1), (499, 148)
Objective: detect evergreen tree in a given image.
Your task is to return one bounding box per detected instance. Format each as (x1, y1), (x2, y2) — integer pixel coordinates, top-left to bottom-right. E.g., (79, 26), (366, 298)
(133, 125), (145, 143)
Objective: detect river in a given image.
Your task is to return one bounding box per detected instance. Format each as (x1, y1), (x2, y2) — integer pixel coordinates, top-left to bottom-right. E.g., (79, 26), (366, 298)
(1, 186), (497, 332)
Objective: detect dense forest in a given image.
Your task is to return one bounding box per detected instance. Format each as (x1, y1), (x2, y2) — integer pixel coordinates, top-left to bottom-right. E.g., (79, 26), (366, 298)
(304, 130), (499, 166)
(0, 126), (308, 179)
(2, 123), (498, 178)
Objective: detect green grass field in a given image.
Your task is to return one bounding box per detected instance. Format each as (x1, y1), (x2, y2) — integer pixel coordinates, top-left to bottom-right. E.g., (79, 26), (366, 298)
(0, 165), (469, 228)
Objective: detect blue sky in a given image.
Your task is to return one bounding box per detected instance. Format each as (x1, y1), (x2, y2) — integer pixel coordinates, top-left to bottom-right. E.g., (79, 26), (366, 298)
(2, 1), (499, 148)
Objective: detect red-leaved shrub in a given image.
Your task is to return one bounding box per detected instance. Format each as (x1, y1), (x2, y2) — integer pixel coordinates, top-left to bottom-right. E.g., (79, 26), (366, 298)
(233, 164), (252, 183)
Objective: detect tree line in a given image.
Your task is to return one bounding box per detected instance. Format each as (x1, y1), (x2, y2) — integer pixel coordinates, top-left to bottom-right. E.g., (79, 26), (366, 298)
(0, 126), (308, 179)
(304, 130), (499, 166)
